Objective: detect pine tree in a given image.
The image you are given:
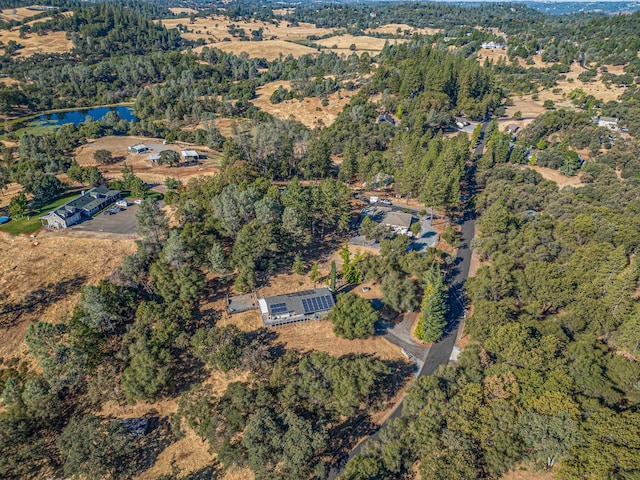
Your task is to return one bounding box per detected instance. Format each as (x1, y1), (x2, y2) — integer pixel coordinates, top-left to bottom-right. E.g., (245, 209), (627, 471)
(330, 261), (337, 291)
(310, 263), (320, 287)
(293, 252), (305, 275)
(415, 265), (448, 343)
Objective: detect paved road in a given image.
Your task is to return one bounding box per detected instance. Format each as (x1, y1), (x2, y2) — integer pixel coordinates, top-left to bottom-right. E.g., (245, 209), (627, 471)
(328, 124), (486, 479)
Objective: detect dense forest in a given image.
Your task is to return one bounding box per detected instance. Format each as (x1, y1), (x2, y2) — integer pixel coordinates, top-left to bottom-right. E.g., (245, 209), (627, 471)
(2, 0), (640, 478)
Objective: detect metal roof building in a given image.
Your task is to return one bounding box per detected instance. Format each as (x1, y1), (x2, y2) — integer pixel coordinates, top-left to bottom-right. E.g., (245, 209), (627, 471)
(258, 287), (335, 326)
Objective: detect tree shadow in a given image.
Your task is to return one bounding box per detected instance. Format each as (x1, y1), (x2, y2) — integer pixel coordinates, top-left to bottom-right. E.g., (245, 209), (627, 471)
(128, 416), (175, 476)
(0, 275), (87, 328)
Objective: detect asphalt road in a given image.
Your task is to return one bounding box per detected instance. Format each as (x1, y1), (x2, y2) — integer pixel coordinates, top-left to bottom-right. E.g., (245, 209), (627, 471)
(328, 123), (486, 479)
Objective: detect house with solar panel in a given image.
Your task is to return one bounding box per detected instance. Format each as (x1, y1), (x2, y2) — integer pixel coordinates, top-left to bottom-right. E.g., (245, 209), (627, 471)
(258, 287), (336, 326)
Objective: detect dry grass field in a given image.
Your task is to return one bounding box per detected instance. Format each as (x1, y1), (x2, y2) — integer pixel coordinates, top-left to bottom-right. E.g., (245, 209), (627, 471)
(0, 230), (135, 360)
(74, 135), (222, 184)
(0, 6), (51, 22)
(193, 39), (318, 61)
(0, 28), (71, 57)
(251, 80), (358, 128)
(163, 15), (335, 44)
(516, 165), (585, 189)
(168, 7), (198, 15)
(365, 23), (442, 36)
(316, 34), (406, 53)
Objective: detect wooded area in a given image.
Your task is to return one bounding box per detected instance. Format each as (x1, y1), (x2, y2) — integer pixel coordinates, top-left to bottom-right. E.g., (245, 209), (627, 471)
(2, 0), (640, 478)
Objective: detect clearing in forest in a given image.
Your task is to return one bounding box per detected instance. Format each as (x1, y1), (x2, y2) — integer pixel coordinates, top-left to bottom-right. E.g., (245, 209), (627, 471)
(192, 40), (318, 61)
(0, 231), (135, 361)
(73, 136), (222, 184)
(162, 15), (335, 43)
(251, 80), (358, 128)
(365, 23), (442, 36)
(0, 6), (53, 21)
(315, 34), (406, 54)
(516, 165), (585, 189)
(0, 29), (71, 57)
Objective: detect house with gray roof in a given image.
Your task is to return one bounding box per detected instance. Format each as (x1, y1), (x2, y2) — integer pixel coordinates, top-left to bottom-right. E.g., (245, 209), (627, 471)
(366, 205), (414, 235)
(258, 287), (335, 326)
(40, 186), (120, 229)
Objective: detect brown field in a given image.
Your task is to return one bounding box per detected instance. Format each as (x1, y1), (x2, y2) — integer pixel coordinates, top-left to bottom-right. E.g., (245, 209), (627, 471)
(73, 135), (222, 184)
(0, 76), (19, 86)
(0, 230), (135, 360)
(0, 28), (71, 57)
(193, 40), (318, 61)
(0, 6), (52, 21)
(516, 165), (585, 189)
(251, 80), (358, 128)
(274, 320), (406, 361)
(162, 15), (335, 43)
(366, 23), (442, 36)
(316, 34), (406, 53)
(168, 7), (198, 15)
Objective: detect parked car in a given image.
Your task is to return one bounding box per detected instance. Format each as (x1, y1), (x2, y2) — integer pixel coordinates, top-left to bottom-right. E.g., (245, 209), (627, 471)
(379, 199), (392, 205)
(134, 199), (143, 204)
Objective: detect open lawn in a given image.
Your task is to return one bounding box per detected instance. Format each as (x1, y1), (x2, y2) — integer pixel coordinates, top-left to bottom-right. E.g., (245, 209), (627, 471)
(0, 29), (71, 57)
(251, 80), (359, 128)
(0, 191), (79, 235)
(0, 230), (135, 360)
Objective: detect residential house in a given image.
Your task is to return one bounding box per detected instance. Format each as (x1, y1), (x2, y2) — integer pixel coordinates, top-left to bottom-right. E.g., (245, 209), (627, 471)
(366, 205), (414, 235)
(258, 287), (335, 326)
(481, 41), (505, 50)
(40, 186), (120, 229)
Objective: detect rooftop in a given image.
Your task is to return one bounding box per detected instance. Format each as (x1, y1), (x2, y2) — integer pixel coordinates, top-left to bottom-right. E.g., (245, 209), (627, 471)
(181, 149), (198, 158)
(367, 206), (413, 230)
(258, 287), (335, 326)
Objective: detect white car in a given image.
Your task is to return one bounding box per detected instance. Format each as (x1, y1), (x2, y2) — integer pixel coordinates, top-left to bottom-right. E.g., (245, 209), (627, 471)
(379, 199), (392, 205)
(134, 199), (143, 204)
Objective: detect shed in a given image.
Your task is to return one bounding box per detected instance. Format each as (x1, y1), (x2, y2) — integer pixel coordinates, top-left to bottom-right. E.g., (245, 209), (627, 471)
(181, 149), (199, 160)
(129, 144), (148, 154)
(149, 153), (161, 162)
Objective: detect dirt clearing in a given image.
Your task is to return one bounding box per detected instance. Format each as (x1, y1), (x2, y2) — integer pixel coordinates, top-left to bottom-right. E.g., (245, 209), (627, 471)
(516, 165), (585, 189)
(0, 230), (135, 360)
(73, 135), (221, 184)
(251, 80), (358, 128)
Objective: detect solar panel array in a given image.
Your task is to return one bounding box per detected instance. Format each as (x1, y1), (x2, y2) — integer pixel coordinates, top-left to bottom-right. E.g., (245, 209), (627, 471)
(270, 302), (288, 315)
(302, 295), (333, 314)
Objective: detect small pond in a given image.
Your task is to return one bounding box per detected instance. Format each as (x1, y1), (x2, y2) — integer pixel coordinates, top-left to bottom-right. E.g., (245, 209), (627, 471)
(28, 105), (136, 128)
